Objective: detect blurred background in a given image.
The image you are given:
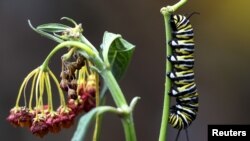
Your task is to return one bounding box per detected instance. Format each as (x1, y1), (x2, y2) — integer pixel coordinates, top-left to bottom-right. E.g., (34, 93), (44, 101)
(1, 0), (250, 141)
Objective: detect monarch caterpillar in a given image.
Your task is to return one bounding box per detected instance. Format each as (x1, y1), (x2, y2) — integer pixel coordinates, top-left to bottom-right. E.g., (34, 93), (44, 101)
(168, 14), (198, 135)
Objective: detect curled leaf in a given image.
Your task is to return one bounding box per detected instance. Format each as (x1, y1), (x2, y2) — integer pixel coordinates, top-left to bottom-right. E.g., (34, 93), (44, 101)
(101, 31), (135, 80)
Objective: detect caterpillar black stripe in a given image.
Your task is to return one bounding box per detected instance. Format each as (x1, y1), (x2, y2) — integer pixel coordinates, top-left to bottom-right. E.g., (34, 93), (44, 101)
(168, 14), (199, 131)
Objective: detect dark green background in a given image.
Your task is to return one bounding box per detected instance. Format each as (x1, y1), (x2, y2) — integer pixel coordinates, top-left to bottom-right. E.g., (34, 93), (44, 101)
(1, 0), (250, 141)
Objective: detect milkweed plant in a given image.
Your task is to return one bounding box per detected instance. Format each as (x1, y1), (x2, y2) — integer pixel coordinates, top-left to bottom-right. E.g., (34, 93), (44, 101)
(6, 0), (196, 141)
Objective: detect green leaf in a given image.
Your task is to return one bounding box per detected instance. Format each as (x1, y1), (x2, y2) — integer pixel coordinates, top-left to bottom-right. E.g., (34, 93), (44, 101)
(28, 20), (64, 43)
(37, 23), (70, 33)
(71, 106), (119, 141)
(101, 31), (135, 80)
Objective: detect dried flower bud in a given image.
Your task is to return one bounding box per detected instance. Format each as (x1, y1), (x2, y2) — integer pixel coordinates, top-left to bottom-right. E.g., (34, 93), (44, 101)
(69, 79), (77, 90)
(67, 64), (76, 77)
(75, 56), (85, 69)
(60, 71), (69, 79)
(68, 88), (77, 100)
(60, 79), (69, 91)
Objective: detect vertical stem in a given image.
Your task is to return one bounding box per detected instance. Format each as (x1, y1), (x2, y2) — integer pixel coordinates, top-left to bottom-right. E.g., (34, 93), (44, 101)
(158, 10), (172, 141)
(121, 115), (137, 141)
(93, 73), (101, 141)
(158, 1), (188, 141)
(100, 69), (137, 141)
(100, 70), (128, 108)
(29, 70), (39, 109)
(92, 98), (106, 141)
(92, 114), (103, 141)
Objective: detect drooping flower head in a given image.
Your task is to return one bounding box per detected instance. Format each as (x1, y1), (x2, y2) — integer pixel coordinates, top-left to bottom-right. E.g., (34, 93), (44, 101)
(7, 18), (100, 137)
(7, 52), (99, 138)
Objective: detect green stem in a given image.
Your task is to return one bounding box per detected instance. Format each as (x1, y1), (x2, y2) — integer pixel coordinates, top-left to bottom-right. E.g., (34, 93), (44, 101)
(92, 113), (103, 141)
(121, 115), (137, 141)
(29, 70), (39, 109)
(170, 0), (188, 12)
(100, 69), (137, 141)
(92, 97), (106, 141)
(93, 73), (102, 141)
(100, 69), (128, 108)
(44, 72), (54, 111)
(35, 70), (42, 108)
(158, 1), (188, 141)
(38, 72), (45, 108)
(40, 41), (96, 71)
(15, 68), (38, 107)
(48, 70), (66, 106)
(158, 12), (172, 141)
(80, 35), (99, 54)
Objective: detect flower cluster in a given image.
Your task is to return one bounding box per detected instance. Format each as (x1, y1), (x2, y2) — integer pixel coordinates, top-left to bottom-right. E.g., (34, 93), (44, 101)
(60, 54), (98, 115)
(7, 105), (77, 137)
(7, 53), (99, 138)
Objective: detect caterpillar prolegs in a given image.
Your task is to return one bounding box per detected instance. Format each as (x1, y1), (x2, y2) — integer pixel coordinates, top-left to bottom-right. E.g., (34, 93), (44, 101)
(168, 14), (198, 133)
